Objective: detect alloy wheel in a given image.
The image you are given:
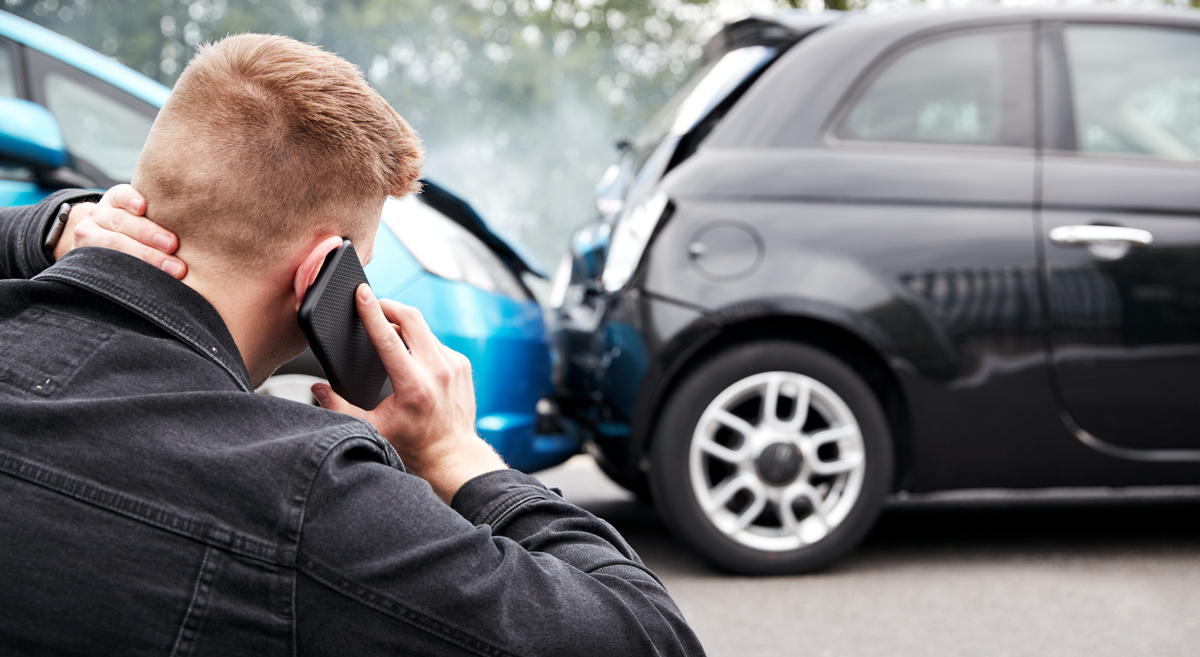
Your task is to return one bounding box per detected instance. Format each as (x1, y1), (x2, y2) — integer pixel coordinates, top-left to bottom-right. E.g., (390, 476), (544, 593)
(688, 371), (867, 552)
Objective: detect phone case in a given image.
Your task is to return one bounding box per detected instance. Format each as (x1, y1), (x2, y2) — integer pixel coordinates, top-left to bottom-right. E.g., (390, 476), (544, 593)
(297, 240), (388, 409)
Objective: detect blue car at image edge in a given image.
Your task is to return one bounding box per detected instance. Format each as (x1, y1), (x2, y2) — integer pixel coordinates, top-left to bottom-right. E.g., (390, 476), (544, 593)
(0, 10), (579, 473)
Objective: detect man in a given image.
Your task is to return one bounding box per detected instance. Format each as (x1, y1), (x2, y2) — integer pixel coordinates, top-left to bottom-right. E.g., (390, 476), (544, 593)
(0, 34), (704, 656)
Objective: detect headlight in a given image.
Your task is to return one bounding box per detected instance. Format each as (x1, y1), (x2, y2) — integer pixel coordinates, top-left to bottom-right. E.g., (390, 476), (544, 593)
(549, 253), (573, 309)
(601, 192), (669, 293)
(595, 164), (624, 218)
(382, 196), (528, 301)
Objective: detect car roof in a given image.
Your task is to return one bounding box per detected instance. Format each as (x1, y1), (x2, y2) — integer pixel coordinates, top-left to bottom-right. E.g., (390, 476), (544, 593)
(759, 4), (1200, 29)
(699, 4), (1200, 152)
(793, 4), (1200, 38)
(727, 4), (1200, 57)
(0, 10), (170, 107)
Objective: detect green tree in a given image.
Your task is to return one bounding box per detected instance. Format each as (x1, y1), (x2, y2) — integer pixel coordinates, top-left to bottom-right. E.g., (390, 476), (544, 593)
(6, 0), (753, 265)
(7, 0), (1197, 266)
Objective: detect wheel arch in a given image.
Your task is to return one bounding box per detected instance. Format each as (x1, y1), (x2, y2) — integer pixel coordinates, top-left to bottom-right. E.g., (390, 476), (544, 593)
(631, 306), (914, 493)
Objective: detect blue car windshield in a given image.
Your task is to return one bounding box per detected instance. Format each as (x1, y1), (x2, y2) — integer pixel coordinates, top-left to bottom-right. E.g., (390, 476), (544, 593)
(635, 45), (777, 150)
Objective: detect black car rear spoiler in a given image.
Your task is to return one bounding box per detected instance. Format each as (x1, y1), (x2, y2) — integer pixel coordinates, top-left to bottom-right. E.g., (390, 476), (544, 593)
(702, 12), (841, 64)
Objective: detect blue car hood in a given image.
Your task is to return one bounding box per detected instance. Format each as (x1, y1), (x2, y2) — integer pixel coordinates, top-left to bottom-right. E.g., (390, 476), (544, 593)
(419, 180), (546, 279)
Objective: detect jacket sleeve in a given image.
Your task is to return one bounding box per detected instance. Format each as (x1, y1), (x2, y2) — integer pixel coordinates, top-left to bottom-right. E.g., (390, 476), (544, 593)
(295, 437), (705, 657)
(0, 189), (101, 280)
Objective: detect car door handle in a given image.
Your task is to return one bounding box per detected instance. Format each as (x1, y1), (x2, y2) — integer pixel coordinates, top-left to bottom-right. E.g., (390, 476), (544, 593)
(1049, 225), (1154, 247)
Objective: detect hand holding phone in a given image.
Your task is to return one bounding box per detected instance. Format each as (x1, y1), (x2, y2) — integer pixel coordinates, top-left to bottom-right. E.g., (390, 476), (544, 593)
(297, 239), (389, 409)
(308, 283), (507, 503)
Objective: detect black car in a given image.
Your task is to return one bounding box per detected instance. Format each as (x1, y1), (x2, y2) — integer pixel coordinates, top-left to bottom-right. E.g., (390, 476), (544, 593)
(551, 6), (1200, 574)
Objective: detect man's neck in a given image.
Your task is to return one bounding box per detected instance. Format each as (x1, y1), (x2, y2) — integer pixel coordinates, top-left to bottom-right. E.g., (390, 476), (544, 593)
(182, 270), (299, 388)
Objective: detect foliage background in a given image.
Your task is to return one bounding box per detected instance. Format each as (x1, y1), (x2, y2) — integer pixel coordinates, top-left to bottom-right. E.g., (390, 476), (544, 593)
(4, 0), (1197, 269)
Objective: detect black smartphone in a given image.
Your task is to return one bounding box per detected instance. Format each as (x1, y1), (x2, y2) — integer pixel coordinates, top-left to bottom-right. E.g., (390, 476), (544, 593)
(297, 239), (389, 409)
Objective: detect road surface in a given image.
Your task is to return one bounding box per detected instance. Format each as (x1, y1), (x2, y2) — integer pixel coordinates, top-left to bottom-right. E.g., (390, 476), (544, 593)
(537, 455), (1200, 657)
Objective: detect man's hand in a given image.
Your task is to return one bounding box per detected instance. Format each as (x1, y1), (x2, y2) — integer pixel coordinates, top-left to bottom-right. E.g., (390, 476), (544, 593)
(54, 184), (187, 279)
(312, 284), (506, 503)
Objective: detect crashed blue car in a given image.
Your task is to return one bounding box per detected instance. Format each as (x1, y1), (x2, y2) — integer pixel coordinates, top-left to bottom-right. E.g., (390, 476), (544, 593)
(0, 10), (577, 472)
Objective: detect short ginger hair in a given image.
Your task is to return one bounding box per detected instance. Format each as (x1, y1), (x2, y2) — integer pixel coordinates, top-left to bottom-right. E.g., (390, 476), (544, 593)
(133, 34), (423, 265)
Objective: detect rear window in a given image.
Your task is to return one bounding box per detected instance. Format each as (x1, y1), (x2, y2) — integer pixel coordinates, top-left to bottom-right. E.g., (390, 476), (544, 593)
(636, 45), (777, 150)
(627, 45), (779, 196)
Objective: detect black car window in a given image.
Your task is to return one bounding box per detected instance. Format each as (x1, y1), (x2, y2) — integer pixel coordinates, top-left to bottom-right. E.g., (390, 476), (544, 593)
(627, 45), (778, 196)
(837, 28), (1033, 148)
(25, 49), (157, 185)
(635, 45), (777, 153)
(1064, 25), (1200, 162)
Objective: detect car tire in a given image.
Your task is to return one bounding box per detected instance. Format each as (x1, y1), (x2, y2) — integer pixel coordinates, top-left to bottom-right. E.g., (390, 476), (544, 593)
(650, 340), (892, 575)
(593, 456), (655, 505)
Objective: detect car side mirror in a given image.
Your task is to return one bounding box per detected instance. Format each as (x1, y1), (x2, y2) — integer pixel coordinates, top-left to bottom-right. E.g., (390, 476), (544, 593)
(0, 97), (67, 170)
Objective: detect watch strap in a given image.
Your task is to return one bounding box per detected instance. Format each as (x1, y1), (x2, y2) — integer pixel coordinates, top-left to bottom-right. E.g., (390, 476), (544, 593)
(42, 202), (72, 259)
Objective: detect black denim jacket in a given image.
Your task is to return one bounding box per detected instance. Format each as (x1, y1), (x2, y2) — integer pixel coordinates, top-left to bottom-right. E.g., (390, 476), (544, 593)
(0, 191), (704, 657)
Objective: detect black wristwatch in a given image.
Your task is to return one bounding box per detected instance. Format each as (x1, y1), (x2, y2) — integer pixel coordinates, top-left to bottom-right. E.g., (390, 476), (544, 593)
(42, 202), (73, 260)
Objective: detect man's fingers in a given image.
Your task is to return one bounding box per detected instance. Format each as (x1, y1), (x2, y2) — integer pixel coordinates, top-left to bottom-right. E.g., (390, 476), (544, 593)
(377, 297), (442, 357)
(93, 184), (177, 255)
(444, 347), (473, 377)
(102, 183), (147, 215)
(311, 383), (368, 418)
(89, 207), (178, 255)
(356, 284), (414, 378)
(73, 220), (187, 279)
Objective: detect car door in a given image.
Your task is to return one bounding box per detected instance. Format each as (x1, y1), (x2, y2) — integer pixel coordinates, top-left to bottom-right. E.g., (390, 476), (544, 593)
(822, 23), (1052, 487)
(0, 36), (43, 206)
(1039, 21), (1200, 455)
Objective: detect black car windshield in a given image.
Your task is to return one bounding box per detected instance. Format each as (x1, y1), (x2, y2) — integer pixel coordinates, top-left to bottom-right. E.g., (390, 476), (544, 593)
(635, 44), (778, 151)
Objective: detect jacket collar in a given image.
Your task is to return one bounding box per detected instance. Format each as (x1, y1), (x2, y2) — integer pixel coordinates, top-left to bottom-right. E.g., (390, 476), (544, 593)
(36, 247), (254, 392)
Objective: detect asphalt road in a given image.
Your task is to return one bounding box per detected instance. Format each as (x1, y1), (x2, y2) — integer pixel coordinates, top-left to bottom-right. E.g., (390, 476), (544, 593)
(536, 456), (1200, 657)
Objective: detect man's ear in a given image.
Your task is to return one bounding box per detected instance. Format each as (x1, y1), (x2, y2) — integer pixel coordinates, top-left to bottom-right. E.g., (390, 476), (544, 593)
(293, 235), (347, 311)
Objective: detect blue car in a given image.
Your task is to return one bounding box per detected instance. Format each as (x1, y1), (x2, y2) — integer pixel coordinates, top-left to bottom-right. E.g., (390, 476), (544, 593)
(0, 11), (578, 473)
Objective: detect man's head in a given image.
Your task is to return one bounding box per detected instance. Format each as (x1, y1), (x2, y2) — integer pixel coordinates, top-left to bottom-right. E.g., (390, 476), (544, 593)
(132, 34), (423, 385)
(133, 33), (423, 268)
